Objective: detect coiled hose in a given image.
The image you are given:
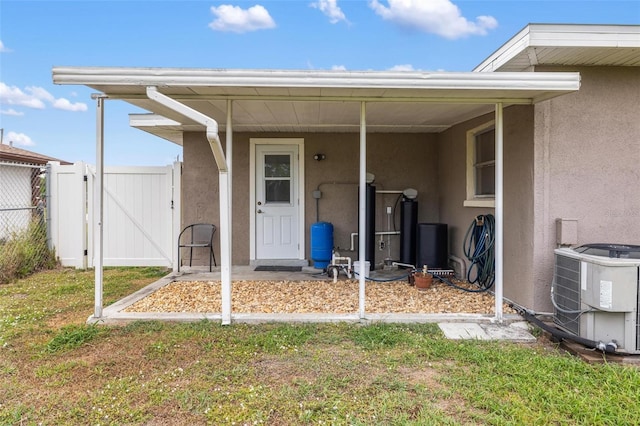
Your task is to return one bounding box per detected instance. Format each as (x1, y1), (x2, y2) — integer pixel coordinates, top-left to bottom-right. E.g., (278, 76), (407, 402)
(463, 214), (495, 291)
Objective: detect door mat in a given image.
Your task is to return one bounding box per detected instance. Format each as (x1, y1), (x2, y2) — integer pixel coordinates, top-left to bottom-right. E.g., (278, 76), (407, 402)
(254, 266), (302, 272)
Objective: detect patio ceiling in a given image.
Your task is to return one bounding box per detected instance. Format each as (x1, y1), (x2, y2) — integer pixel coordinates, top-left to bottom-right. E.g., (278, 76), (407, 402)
(52, 67), (581, 146)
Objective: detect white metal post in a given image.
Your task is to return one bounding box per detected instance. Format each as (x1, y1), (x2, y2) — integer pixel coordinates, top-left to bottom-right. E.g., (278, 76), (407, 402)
(221, 100), (233, 325)
(172, 161), (182, 272)
(494, 102), (504, 323)
(358, 102), (367, 319)
(220, 171), (231, 324)
(93, 95), (106, 319)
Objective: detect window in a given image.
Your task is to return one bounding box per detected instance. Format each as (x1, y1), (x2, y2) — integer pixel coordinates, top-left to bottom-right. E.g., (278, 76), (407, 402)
(464, 121), (495, 208)
(264, 154), (292, 203)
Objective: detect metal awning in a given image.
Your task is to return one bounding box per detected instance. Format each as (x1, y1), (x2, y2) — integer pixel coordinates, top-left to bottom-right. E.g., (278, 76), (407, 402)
(53, 67), (580, 144)
(52, 66), (580, 325)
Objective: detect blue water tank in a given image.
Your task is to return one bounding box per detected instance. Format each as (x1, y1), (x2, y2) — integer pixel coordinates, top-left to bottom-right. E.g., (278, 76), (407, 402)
(311, 222), (333, 269)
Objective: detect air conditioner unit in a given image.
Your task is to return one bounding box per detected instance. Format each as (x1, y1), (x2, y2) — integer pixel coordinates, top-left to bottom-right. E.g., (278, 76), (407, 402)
(553, 244), (640, 354)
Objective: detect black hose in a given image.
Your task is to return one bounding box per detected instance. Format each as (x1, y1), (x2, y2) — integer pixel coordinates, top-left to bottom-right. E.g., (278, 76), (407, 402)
(433, 274), (493, 293)
(463, 214), (495, 290)
(517, 307), (617, 354)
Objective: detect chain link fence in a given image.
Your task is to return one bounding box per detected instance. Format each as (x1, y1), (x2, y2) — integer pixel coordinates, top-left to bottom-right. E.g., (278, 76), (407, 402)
(0, 161), (56, 283)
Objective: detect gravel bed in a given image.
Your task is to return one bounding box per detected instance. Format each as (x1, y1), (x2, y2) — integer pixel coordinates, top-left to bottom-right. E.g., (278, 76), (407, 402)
(124, 279), (516, 314)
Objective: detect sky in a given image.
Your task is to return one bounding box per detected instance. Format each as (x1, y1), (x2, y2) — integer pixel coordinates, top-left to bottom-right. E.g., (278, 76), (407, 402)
(1, 0), (639, 166)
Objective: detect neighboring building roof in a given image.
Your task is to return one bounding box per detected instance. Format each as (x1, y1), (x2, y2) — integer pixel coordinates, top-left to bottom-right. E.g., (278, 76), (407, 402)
(474, 24), (640, 72)
(0, 142), (70, 165)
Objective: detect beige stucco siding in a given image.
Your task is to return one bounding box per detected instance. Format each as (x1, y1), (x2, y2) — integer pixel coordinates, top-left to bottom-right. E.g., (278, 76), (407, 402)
(532, 66), (640, 311)
(437, 106), (536, 309)
(182, 131), (438, 266)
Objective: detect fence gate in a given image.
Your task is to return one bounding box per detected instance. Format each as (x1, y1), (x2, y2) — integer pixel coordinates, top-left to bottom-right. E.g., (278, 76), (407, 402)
(48, 162), (181, 268)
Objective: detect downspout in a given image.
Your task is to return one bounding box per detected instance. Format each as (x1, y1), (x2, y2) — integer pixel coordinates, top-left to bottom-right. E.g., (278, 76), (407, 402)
(146, 86), (232, 325)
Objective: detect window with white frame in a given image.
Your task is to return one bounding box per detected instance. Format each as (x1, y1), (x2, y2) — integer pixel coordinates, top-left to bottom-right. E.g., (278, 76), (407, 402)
(464, 121), (495, 208)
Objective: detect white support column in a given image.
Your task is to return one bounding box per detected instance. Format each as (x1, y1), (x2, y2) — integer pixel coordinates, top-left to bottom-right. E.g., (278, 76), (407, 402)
(221, 100), (233, 325)
(494, 102), (504, 323)
(358, 102), (367, 319)
(93, 94), (106, 319)
(220, 171), (231, 325)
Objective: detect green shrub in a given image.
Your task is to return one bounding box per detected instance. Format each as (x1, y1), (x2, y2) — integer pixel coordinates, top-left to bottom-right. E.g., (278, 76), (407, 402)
(0, 218), (57, 284)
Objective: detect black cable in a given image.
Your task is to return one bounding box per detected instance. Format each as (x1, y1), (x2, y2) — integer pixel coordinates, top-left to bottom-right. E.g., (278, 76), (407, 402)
(516, 306), (617, 354)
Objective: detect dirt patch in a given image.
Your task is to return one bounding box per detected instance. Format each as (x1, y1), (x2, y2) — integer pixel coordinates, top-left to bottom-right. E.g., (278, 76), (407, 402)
(124, 279), (515, 314)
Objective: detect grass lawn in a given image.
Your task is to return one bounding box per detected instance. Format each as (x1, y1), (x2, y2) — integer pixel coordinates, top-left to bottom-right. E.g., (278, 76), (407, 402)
(1, 267), (639, 425)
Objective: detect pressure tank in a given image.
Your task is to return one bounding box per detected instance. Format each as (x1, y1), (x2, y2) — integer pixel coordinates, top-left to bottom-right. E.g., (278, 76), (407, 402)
(399, 198), (418, 266)
(311, 222), (333, 269)
(416, 223), (448, 270)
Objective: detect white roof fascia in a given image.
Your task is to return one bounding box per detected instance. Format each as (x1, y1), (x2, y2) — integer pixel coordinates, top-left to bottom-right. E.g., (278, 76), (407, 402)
(475, 24), (640, 72)
(128, 114), (181, 127)
(53, 67), (579, 97)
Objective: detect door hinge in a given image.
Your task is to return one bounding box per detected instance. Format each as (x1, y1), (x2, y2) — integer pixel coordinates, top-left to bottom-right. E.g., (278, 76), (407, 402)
(83, 175), (88, 182)
(171, 200), (174, 209)
(84, 249), (88, 256)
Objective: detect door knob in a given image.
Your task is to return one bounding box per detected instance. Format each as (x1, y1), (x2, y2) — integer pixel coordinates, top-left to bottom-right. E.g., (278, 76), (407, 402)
(257, 209), (263, 213)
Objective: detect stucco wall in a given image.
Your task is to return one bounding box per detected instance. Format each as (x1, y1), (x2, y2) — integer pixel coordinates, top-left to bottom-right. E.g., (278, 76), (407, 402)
(182, 131), (439, 266)
(437, 106), (536, 308)
(532, 66), (640, 311)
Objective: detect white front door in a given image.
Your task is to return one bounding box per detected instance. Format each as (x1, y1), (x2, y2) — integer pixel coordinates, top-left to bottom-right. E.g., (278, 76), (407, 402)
(255, 143), (300, 259)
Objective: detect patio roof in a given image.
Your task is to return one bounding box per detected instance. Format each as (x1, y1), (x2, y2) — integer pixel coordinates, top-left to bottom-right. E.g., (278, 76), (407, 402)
(52, 65), (581, 325)
(52, 67), (580, 145)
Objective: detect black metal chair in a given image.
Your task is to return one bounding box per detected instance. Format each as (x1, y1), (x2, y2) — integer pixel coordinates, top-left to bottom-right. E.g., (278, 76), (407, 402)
(177, 223), (216, 272)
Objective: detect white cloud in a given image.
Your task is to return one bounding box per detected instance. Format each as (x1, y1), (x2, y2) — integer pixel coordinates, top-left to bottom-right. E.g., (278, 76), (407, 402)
(26, 85), (55, 103)
(6, 131), (35, 147)
(0, 40), (11, 53)
(0, 82), (46, 109)
(389, 64), (416, 71)
(369, 0), (497, 39)
(209, 4), (276, 33)
(311, 0), (348, 24)
(331, 65), (347, 71)
(53, 98), (88, 112)
(1, 108), (24, 116)
(0, 82), (87, 113)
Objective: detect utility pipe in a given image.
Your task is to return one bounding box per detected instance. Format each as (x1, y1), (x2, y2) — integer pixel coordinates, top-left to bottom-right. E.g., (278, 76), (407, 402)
(448, 254), (467, 280)
(146, 86), (232, 324)
(375, 190), (403, 194)
(349, 231), (400, 252)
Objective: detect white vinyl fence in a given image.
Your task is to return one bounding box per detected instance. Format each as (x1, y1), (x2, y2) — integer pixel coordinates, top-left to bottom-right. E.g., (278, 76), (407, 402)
(47, 162), (181, 268)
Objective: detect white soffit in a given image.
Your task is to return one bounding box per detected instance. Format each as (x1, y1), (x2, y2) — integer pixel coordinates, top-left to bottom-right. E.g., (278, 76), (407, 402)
(475, 24), (640, 72)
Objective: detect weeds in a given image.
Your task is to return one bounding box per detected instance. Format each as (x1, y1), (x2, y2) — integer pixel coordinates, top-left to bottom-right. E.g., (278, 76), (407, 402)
(0, 218), (57, 283)
(45, 323), (106, 353)
(1, 268), (639, 425)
